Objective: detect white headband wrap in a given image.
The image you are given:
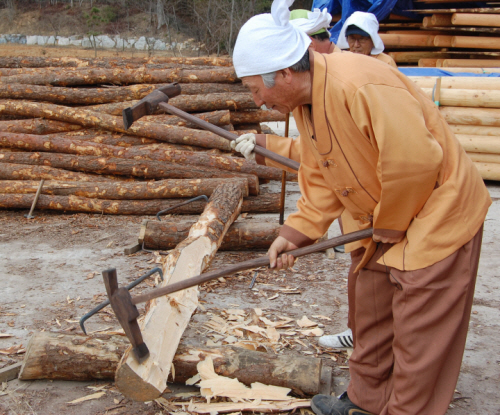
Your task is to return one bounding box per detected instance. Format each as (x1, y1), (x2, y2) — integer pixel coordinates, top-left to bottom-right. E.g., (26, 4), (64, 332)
(336, 11), (385, 55)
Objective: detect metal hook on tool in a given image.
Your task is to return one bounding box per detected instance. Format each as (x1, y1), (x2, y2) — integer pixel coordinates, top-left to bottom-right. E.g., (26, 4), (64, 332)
(155, 195), (209, 221)
(79, 267), (164, 335)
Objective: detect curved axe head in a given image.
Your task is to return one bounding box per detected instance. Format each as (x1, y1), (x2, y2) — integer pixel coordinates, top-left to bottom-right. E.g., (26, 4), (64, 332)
(102, 268), (149, 362)
(123, 83), (182, 129)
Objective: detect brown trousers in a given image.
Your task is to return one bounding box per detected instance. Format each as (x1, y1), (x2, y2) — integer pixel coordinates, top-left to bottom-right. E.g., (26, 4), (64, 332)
(346, 227), (483, 415)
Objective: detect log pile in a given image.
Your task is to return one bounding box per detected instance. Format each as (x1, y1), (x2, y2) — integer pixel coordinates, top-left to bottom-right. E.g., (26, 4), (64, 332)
(0, 56), (292, 217)
(408, 74), (500, 180)
(379, 4), (500, 68)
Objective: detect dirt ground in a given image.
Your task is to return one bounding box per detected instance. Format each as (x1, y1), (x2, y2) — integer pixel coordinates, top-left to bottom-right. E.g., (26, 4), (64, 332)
(0, 44), (499, 414)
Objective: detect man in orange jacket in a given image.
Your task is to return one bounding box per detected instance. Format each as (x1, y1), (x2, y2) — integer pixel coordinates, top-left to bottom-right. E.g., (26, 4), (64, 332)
(231, 0), (491, 414)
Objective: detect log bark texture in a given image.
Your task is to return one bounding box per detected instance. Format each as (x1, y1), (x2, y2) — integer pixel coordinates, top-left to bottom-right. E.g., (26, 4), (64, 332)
(0, 133), (285, 181)
(19, 332), (322, 395)
(0, 162), (114, 182)
(0, 193), (279, 215)
(0, 178), (249, 199)
(0, 118), (83, 134)
(0, 100), (232, 150)
(115, 183), (243, 401)
(0, 67), (238, 86)
(230, 110), (286, 124)
(141, 219), (281, 251)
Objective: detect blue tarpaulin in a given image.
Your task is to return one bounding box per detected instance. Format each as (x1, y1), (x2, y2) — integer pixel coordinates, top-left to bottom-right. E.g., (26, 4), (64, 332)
(399, 68), (500, 77)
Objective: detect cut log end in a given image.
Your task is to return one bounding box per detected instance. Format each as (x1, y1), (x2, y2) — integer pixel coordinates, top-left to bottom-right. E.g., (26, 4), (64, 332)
(115, 357), (164, 402)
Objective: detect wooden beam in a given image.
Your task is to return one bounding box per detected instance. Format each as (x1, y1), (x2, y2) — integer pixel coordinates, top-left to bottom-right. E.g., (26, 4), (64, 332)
(451, 13), (500, 27)
(114, 183), (244, 401)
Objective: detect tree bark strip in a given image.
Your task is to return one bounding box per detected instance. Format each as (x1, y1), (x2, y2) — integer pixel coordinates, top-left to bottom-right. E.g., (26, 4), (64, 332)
(0, 152), (260, 194)
(0, 133), (286, 181)
(0, 192), (279, 215)
(19, 332), (322, 395)
(0, 67), (238, 86)
(0, 56), (233, 68)
(0, 100), (232, 150)
(85, 93), (257, 116)
(0, 118), (84, 134)
(0, 83), (247, 105)
(115, 183), (243, 401)
(142, 218), (281, 250)
(0, 178), (249, 199)
(49, 130), (160, 147)
(0, 162), (115, 182)
(141, 110), (231, 128)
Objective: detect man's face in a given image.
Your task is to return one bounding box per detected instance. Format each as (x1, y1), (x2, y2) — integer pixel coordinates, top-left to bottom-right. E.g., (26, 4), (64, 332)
(347, 34), (374, 56)
(242, 72), (295, 114)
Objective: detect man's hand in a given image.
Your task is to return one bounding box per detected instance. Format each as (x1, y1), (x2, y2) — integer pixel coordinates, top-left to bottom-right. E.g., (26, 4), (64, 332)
(268, 236), (298, 270)
(231, 133), (256, 160)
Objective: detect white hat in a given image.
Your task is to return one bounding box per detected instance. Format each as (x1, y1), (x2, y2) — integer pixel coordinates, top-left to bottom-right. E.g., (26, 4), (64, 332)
(336, 11), (384, 55)
(233, 0), (311, 78)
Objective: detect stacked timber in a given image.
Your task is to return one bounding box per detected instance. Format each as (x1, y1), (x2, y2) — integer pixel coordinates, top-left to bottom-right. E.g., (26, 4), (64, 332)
(378, 3), (500, 68)
(409, 74), (500, 180)
(0, 56), (292, 216)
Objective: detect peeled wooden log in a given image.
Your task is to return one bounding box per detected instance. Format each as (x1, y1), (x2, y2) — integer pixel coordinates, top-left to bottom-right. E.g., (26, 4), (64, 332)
(468, 152), (500, 164)
(410, 76), (500, 90)
(116, 183), (244, 401)
(389, 51), (454, 63)
(440, 59), (500, 68)
(0, 118), (83, 134)
(473, 162), (500, 181)
(230, 109), (286, 124)
(0, 56), (233, 68)
(19, 332), (322, 395)
(418, 59), (439, 67)
(0, 178), (250, 199)
(0, 192), (279, 215)
(0, 67), (238, 86)
(451, 36), (500, 50)
(0, 162), (115, 182)
(431, 13), (453, 26)
(456, 134), (500, 154)
(421, 88), (500, 108)
(433, 35), (454, 47)
(0, 83), (247, 105)
(142, 218), (281, 250)
(449, 124), (500, 136)
(451, 13), (500, 27)
(0, 152), (260, 193)
(0, 133), (285, 181)
(379, 34), (436, 47)
(0, 100), (232, 150)
(440, 107), (500, 126)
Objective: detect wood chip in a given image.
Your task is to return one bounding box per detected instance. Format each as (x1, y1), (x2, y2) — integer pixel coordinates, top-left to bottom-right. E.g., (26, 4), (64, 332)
(297, 316), (317, 328)
(67, 391), (106, 405)
(0, 334), (13, 338)
(300, 328), (324, 337)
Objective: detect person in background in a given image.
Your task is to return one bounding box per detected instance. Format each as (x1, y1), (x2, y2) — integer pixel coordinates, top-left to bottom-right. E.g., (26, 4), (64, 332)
(289, 8), (340, 53)
(336, 11), (397, 68)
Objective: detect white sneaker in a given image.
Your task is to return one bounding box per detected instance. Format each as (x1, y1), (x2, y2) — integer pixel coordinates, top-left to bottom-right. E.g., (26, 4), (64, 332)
(318, 328), (353, 348)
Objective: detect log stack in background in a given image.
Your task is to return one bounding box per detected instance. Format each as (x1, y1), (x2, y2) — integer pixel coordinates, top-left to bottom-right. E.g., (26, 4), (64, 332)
(410, 74), (500, 180)
(378, 2), (500, 68)
(0, 56), (291, 216)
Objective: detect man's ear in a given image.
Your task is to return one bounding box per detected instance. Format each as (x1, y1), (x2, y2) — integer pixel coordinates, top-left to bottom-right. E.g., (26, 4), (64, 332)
(280, 68), (293, 84)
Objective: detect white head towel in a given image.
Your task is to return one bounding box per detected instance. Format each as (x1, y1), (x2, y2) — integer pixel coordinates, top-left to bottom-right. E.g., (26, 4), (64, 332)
(336, 11), (384, 55)
(233, 0), (311, 78)
(289, 8), (332, 36)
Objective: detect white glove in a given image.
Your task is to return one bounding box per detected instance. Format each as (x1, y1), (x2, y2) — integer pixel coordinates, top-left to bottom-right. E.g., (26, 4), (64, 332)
(231, 133), (256, 160)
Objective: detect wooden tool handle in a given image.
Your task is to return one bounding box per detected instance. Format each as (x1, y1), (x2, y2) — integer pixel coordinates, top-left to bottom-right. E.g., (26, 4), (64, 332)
(131, 228), (373, 305)
(158, 102), (300, 172)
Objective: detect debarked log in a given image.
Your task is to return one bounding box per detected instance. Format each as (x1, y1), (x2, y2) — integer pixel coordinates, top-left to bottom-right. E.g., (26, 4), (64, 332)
(456, 134), (500, 153)
(19, 332), (323, 396)
(0, 66), (238, 86)
(0, 178), (250, 199)
(473, 161), (500, 181)
(0, 193), (280, 215)
(440, 106), (500, 126)
(141, 218), (281, 251)
(421, 88), (500, 108)
(0, 100), (232, 151)
(0, 152), (260, 193)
